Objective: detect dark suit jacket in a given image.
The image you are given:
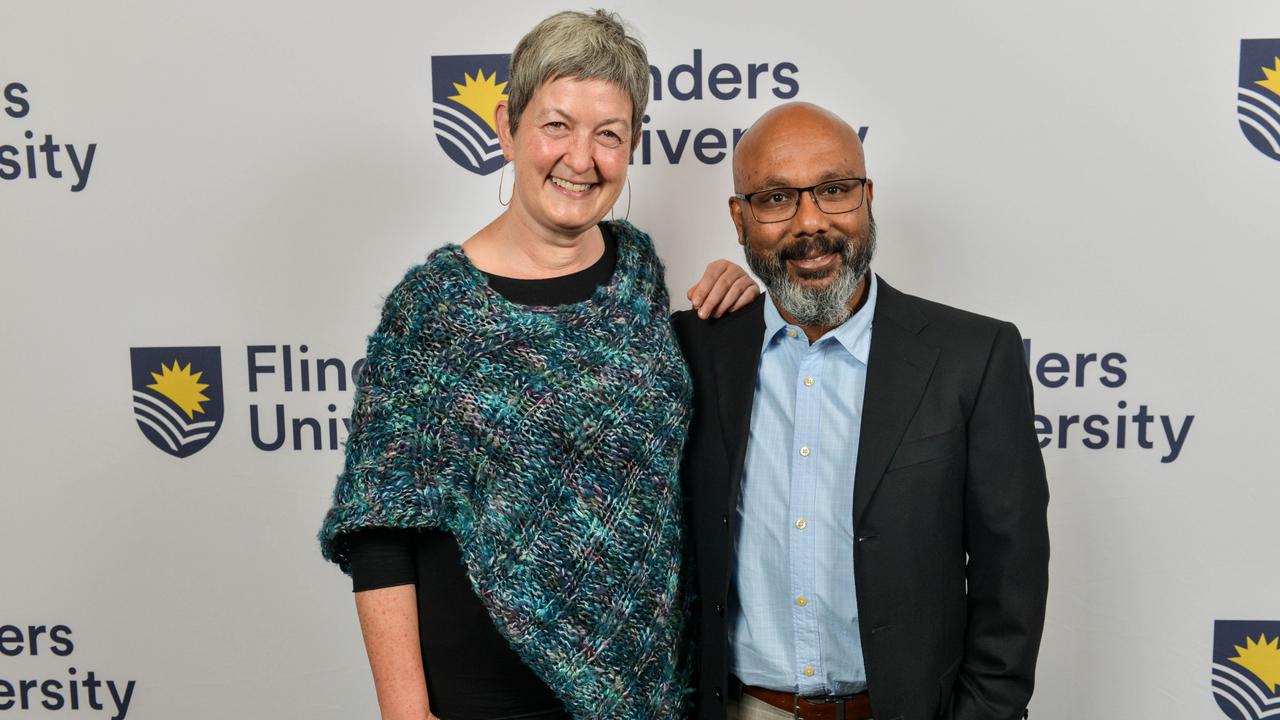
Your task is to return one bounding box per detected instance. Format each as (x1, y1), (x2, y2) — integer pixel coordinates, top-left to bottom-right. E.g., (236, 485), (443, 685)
(673, 277), (1049, 720)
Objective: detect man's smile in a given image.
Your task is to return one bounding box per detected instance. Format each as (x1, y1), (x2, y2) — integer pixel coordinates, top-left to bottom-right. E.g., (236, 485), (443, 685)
(788, 252), (838, 273)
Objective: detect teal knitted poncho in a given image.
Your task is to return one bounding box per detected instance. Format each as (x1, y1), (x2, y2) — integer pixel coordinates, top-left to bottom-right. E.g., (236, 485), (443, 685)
(319, 221), (693, 720)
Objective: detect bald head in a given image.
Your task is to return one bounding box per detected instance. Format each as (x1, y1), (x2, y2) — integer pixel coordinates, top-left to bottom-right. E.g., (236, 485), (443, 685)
(732, 102), (867, 192)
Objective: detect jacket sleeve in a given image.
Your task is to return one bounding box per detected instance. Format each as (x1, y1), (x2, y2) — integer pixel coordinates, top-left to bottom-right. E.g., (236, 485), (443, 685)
(951, 321), (1049, 720)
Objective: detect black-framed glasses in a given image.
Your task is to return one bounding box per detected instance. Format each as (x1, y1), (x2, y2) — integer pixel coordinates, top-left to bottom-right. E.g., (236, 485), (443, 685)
(734, 177), (868, 223)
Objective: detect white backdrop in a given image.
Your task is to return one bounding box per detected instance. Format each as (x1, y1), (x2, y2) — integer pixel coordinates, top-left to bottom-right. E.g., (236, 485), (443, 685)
(3, 2), (1279, 718)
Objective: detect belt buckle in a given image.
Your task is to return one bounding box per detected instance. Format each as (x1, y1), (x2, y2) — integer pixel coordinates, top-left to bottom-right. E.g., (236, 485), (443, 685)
(793, 692), (852, 720)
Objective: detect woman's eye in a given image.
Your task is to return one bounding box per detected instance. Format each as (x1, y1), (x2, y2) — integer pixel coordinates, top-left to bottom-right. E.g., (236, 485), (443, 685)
(598, 130), (623, 147)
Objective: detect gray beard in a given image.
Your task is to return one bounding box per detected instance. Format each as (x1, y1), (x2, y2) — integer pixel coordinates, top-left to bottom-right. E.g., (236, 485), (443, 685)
(744, 217), (877, 328)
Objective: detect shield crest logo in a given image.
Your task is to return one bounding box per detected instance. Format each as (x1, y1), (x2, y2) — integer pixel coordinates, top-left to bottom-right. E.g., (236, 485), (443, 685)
(1212, 620), (1280, 719)
(431, 53), (510, 175)
(130, 346), (224, 458)
(1238, 39), (1280, 162)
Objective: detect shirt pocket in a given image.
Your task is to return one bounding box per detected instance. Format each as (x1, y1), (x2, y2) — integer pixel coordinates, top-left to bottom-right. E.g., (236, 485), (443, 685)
(886, 423), (964, 472)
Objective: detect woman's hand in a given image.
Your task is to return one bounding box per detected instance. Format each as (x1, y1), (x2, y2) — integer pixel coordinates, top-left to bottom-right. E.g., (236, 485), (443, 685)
(687, 259), (760, 319)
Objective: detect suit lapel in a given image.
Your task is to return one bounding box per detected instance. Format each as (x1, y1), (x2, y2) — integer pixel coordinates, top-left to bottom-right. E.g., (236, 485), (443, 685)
(713, 296), (765, 515)
(854, 278), (939, 528)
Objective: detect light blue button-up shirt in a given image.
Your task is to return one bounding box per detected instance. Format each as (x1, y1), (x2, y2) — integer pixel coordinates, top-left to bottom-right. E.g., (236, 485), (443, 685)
(729, 274), (877, 695)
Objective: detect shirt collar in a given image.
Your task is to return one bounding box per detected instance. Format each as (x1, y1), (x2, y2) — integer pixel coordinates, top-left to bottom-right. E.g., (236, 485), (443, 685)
(761, 272), (878, 364)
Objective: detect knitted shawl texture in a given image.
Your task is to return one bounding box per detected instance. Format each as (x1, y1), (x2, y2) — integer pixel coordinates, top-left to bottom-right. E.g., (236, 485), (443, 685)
(319, 221), (693, 719)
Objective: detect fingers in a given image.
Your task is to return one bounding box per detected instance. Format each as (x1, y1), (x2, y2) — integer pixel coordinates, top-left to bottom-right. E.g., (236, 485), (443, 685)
(697, 262), (740, 319)
(687, 259), (730, 314)
(709, 276), (760, 318)
(727, 277), (761, 312)
(687, 259), (761, 319)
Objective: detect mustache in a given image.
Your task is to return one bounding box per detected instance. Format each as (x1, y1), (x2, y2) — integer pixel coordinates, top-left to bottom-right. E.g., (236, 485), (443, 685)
(777, 234), (850, 262)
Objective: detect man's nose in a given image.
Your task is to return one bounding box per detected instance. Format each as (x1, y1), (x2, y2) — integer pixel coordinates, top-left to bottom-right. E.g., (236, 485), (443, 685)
(791, 189), (830, 234)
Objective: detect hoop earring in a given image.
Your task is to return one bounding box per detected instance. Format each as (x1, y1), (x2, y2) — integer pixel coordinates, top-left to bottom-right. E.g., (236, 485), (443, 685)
(497, 161), (512, 206)
(612, 177), (632, 222)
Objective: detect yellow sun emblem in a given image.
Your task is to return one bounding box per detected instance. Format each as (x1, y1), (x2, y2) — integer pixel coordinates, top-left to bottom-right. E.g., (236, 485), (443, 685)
(449, 69), (508, 133)
(147, 361), (211, 420)
(1257, 57), (1280, 97)
(1230, 633), (1280, 693)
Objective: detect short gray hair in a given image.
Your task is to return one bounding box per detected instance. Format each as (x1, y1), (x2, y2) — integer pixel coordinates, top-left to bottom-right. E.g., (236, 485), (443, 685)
(506, 10), (650, 139)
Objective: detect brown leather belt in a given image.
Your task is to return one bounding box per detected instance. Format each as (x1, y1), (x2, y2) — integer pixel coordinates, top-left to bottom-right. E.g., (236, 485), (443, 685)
(742, 684), (873, 720)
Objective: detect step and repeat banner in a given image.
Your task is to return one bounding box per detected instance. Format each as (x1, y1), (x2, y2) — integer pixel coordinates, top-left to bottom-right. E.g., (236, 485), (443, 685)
(3, 1), (1279, 718)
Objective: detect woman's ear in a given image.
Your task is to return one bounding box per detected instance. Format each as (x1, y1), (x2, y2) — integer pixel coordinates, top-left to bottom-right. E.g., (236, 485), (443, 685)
(495, 101), (514, 161)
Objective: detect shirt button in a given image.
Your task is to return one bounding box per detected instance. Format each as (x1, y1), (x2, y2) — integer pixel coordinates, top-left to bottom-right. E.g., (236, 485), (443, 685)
(795, 518), (807, 530)
(804, 376), (814, 387)
(721, 514), (729, 528)
(799, 446), (811, 457)
(786, 328), (798, 338)
(795, 595), (808, 607)
(803, 666), (815, 677)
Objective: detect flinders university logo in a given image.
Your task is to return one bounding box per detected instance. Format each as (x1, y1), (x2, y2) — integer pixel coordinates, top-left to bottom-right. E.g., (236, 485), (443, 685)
(130, 347), (224, 458)
(432, 54), (510, 175)
(1238, 39), (1280, 161)
(1212, 620), (1280, 719)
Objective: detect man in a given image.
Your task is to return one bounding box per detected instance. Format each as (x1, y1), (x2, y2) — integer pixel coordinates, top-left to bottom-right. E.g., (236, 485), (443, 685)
(673, 102), (1049, 720)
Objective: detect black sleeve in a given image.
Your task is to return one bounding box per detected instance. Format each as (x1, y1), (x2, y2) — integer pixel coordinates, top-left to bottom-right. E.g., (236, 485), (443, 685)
(347, 527), (421, 592)
(953, 321), (1050, 720)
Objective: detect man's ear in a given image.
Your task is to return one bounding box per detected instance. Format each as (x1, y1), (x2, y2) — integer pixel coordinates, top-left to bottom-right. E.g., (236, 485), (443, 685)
(865, 178), (874, 205)
(495, 101), (514, 161)
(728, 197), (747, 247)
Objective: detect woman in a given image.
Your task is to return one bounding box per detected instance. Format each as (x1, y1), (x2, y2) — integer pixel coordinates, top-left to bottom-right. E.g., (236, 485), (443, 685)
(319, 10), (755, 720)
